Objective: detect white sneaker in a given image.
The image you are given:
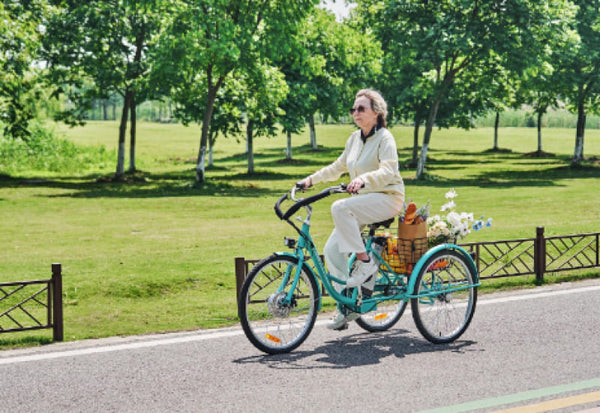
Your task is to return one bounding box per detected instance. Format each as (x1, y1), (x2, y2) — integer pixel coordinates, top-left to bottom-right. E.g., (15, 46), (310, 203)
(346, 256), (378, 288)
(326, 311), (360, 330)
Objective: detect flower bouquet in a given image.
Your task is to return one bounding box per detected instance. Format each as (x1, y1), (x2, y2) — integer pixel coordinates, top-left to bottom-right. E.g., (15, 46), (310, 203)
(380, 189), (491, 273)
(427, 189), (492, 247)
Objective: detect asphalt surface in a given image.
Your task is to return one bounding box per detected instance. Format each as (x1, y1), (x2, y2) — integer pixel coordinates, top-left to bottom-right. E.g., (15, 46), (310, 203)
(1, 279), (599, 412)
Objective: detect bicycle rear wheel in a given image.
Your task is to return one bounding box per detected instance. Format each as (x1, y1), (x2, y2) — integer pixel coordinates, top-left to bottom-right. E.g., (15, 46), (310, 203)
(238, 254), (319, 354)
(355, 276), (408, 332)
(411, 249), (477, 344)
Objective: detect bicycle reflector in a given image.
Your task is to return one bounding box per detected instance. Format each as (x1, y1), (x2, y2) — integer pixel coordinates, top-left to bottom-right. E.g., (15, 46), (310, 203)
(284, 237), (296, 249)
(266, 334), (281, 343)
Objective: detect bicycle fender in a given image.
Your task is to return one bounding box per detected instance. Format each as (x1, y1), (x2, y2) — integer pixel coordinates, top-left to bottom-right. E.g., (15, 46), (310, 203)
(273, 252), (323, 311)
(407, 244), (479, 294)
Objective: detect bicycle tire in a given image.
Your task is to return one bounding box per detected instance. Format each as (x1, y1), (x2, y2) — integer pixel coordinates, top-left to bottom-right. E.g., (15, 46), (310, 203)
(411, 249), (477, 344)
(355, 276), (408, 332)
(238, 254), (319, 354)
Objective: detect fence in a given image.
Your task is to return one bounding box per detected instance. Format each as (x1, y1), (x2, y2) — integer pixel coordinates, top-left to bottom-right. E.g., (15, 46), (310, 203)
(0, 263), (64, 342)
(235, 227), (600, 299)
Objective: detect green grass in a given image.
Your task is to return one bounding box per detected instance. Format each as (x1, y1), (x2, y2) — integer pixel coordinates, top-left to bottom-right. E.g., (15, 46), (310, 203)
(1, 121), (599, 348)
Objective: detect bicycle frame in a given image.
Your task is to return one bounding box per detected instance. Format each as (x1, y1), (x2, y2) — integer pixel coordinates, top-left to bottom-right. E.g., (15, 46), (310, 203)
(274, 185), (480, 315)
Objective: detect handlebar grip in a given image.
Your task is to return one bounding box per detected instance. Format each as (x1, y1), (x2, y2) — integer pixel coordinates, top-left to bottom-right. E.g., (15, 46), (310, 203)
(274, 184), (347, 221)
(274, 193), (288, 220)
(282, 188), (334, 220)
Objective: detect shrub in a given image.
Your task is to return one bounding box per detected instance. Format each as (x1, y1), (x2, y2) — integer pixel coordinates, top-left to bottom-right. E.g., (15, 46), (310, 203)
(0, 122), (112, 175)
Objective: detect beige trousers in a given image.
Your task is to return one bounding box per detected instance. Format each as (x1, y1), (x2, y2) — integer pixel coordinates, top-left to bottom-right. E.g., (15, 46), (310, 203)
(324, 192), (403, 291)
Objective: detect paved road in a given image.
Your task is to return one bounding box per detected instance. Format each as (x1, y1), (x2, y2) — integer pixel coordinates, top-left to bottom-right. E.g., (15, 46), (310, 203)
(1, 280), (599, 413)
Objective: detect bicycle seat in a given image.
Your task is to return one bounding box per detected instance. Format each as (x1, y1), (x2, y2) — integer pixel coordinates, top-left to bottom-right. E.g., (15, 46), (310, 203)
(368, 217), (395, 230)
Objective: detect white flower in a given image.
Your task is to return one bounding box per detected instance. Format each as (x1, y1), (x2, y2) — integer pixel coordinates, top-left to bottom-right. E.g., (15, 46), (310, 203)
(441, 200), (456, 212)
(445, 189), (457, 200)
(461, 212), (474, 223)
(459, 225), (470, 238)
(446, 211), (461, 227)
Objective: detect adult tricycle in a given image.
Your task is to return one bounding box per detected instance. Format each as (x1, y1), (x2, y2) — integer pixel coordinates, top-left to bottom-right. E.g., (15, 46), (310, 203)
(238, 184), (479, 354)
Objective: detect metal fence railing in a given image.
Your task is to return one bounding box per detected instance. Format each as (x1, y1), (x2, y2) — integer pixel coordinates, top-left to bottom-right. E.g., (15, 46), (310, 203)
(235, 227), (600, 299)
(0, 263), (63, 341)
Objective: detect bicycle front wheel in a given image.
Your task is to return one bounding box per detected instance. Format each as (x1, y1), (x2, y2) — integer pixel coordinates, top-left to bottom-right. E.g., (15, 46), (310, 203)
(411, 249), (477, 344)
(238, 254), (319, 354)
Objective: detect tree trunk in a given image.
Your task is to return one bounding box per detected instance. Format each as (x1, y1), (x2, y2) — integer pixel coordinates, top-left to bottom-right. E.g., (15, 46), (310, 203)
(309, 115), (317, 149)
(537, 110), (543, 153)
(116, 91), (131, 178)
(247, 120), (254, 174)
(103, 100), (108, 120)
(128, 21), (146, 174)
(416, 70), (458, 180)
(493, 111), (500, 151)
(411, 117), (421, 168)
(196, 83), (219, 183)
(416, 97), (442, 180)
(208, 128), (214, 167)
(573, 102), (585, 165)
(286, 131), (292, 160)
(129, 93), (137, 172)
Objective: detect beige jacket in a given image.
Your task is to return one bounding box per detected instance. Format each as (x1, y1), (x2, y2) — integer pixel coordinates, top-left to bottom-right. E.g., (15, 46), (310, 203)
(309, 128), (404, 196)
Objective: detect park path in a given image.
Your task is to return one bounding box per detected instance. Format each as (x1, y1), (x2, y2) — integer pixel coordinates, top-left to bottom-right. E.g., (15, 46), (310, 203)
(1, 279), (599, 412)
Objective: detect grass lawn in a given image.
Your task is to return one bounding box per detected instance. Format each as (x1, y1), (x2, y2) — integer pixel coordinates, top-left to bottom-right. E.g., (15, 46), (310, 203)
(1, 121), (599, 347)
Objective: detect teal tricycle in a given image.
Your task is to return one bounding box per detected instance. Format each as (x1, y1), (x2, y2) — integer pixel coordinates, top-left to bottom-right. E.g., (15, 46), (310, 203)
(238, 184), (479, 354)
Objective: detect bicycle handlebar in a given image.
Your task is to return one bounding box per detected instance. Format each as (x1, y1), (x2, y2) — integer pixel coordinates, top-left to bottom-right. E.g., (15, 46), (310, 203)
(274, 184), (347, 221)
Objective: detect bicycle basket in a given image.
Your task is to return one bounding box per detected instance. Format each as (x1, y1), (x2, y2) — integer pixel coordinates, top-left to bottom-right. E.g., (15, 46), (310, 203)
(397, 236), (429, 265)
(381, 236), (406, 274)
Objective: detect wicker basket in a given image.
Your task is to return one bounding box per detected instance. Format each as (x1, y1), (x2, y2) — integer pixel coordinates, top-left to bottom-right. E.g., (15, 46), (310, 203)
(380, 236), (428, 274)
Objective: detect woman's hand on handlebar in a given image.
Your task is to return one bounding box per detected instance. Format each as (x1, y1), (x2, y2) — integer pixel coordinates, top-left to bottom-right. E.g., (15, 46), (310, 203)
(346, 177), (365, 194)
(297, 177), (312, 191)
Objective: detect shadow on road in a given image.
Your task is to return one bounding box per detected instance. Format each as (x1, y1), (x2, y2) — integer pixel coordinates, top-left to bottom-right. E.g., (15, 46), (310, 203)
(233, 330), (479, 369)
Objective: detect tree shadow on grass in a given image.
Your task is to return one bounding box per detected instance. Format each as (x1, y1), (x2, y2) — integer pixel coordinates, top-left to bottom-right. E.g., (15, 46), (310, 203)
(403, 152), (600, 189)
(0, 170), (289, 199)
(215, 144), (340, 168)
(2, 148), (598, 198)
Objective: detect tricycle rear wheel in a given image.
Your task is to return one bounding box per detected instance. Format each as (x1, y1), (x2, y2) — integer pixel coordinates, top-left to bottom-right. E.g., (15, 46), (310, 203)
(411, 249), (477, 344)
(355, 278), (408, 332)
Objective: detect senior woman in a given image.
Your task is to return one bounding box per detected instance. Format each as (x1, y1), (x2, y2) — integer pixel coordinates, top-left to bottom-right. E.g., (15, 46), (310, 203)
(299, 89), (405, 330)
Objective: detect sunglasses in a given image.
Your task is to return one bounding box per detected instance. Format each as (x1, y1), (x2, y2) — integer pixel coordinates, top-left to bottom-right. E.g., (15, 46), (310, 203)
(349, 105), (368, 115)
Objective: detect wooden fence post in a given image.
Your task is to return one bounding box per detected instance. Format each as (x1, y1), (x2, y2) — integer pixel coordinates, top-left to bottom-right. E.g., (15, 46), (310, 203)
(534, 227), (546, 284)
(51, 263), (64, 342)
(597, 234), (599, 267)
(235, 257), (246, 303)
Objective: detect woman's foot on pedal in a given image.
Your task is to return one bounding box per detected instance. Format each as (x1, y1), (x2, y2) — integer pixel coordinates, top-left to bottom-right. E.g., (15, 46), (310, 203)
(326, 311), (360, 330)
(346, 256), (378, 288)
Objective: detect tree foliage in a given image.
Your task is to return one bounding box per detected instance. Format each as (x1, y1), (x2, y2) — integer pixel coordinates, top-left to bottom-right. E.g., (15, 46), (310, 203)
(155, 0), (318, 183)
(0, 0), (47, 140)
(355, 0), (576, 178)
(557, 0), (600, 164)
(42, 0), (172, 177)
(7, 0), (600, 181)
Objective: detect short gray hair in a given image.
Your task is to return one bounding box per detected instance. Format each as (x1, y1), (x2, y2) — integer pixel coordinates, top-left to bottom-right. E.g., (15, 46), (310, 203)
(356, 89), (387, 128)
